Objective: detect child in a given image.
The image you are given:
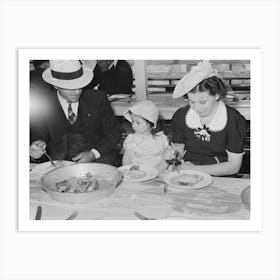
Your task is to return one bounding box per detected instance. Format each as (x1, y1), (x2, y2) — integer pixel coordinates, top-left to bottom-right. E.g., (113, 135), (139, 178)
(122, 100), (169, 172)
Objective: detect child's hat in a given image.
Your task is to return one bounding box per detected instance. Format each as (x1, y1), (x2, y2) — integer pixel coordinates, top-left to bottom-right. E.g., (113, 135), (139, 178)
(173, 61), (215, 99)
(124, 100), (159, 128)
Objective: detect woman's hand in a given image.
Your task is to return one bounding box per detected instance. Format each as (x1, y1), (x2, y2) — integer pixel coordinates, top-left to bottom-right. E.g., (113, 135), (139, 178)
(164, 143), (185, 160)
(30, 140), (46, 159)
(72, 151), (96, 163)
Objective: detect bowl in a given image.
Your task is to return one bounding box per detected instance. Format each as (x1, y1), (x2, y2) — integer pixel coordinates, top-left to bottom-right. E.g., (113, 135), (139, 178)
(40, 163), (122, 204)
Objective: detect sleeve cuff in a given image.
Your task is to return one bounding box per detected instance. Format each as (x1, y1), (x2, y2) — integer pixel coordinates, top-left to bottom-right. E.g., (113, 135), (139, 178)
(91, 148), (101, 159)
(226, 149), (245, 155)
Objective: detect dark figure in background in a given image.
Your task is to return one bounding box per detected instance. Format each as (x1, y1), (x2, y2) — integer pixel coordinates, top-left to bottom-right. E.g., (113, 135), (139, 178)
(30, 60), (121, 166)
(84, 60), (133, 95)
(30, 60), (53, 95)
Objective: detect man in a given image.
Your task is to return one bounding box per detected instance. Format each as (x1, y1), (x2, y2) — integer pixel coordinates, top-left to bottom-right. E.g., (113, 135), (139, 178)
(84, 60), (133, 95)
(30, 60), (121, 166)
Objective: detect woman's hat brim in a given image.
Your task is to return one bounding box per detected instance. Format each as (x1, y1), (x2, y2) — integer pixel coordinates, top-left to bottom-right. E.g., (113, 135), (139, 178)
(42, 67), (93, 89)
(173, 72), (205, 98)
(173, 61), (214, 98)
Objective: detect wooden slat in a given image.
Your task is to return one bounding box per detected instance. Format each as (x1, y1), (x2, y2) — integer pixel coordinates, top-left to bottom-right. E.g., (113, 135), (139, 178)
(148, 72), (250, 80)
(134, 60), (148, 101)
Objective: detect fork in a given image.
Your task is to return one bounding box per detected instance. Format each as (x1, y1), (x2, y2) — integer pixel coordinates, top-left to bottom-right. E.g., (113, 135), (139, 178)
(42, 149), (57, 167)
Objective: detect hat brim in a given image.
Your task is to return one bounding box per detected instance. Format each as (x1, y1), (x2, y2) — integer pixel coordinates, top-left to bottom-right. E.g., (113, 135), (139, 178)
(173, 72), (205, 99)
(173, 61), (214, 99)
(124, 106), (158, 128)
(42, 67), (93, 89)
(124, 109), (132, 123)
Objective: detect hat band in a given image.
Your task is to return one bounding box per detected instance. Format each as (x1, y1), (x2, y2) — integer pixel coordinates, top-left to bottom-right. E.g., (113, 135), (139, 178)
(51, 67), (83, 80)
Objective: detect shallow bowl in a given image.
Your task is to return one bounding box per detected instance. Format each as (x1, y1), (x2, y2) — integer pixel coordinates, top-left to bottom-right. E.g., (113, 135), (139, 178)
(40, 163), (122, 204)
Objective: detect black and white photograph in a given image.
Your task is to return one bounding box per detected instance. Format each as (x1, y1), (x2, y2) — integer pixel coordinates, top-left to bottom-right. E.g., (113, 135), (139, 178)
(1, 1), (279, 280)
(19, 49), (261, 231)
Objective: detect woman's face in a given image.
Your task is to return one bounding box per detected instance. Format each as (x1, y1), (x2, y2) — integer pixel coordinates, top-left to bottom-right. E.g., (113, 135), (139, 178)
(131, 113), (151, 134)
(187, 90), (219, 118)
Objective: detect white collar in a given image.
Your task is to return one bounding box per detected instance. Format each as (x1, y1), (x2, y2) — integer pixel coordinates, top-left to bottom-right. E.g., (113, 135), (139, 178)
(108, 60), (118, 70)
(57, 91), (67, 105)
(56, 91), (79, 116)
(185, 100), (227, 132)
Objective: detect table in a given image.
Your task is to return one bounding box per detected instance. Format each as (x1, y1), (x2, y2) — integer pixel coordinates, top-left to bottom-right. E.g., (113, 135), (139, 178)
(30, 164), (250, 220)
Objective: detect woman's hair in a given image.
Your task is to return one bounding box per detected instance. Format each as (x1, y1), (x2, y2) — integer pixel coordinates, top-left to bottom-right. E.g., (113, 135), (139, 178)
(189, 76), (229, 99)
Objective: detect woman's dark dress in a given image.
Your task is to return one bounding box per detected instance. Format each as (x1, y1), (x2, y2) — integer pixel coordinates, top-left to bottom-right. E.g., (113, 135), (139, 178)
(171, 102), (247, 165)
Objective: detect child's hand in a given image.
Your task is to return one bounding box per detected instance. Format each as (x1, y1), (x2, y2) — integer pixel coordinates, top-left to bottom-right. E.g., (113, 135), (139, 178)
(164, 145), (177, 161)
(171, 143), (185, 160)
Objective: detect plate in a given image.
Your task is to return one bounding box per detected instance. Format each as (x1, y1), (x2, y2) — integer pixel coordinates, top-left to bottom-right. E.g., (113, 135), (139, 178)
(108, 94), (131, 101)
(31, 160), (74, 175)
(118, 164), (159, 182)
(163, 170), (213, 190)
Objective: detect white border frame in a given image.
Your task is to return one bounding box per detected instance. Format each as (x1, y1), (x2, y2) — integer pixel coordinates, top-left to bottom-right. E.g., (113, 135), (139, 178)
(18, 49), (261, 232)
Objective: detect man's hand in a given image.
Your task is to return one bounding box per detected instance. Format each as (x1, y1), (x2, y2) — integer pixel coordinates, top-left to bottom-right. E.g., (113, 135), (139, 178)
(30, 140), (47, 159)
(72, 151), (96, 163)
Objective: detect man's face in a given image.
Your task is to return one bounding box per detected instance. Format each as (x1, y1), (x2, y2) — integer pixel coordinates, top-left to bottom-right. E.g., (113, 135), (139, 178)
(97, 60), (114, 72)
(57, 88), (83, 103)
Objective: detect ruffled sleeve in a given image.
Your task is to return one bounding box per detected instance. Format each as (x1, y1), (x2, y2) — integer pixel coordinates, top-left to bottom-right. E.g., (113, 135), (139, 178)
(226, 109), (247, 153)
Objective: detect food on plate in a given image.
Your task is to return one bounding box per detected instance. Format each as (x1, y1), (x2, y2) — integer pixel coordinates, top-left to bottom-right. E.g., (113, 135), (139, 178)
(50, 172), (99, 193)
(121, 165), (146, 180)
(129, 165), (140, 171)
(170, 174), (203, 186)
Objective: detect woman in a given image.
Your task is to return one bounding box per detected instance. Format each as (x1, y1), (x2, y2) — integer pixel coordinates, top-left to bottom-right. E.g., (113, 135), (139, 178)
(168, 61), (247, 176)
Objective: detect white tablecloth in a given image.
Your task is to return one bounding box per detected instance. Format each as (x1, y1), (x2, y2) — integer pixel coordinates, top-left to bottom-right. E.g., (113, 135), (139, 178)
(30, 165), (250, 220)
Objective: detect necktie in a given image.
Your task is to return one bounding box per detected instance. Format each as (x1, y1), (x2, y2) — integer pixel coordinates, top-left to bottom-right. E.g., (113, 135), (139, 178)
(67, 101), (77, 125)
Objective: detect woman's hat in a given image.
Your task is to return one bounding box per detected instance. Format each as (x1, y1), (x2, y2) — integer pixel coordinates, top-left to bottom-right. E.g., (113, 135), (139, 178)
(124, 100), (159, 128)
(173, 61), (215, 98)
(42, 60), (93, 89)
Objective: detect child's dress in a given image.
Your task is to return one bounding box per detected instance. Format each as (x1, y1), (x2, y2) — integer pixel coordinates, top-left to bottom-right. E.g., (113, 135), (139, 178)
(123, 131), (169, 169)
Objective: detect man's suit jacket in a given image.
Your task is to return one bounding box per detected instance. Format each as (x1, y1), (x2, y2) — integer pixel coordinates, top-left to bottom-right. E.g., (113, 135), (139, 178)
(30, 89), (121, 165)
